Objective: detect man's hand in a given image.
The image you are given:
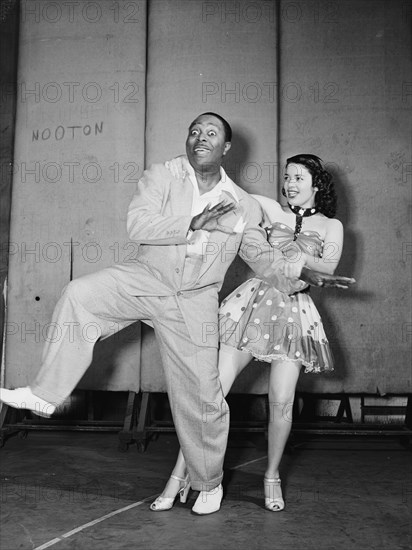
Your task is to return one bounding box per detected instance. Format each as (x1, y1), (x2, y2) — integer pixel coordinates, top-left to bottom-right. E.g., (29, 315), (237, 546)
(300, 267), (356, 289)
(190, 201), (236, 233)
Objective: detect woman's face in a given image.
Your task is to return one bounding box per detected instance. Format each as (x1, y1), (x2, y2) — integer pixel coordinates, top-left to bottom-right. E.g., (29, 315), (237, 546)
(284, 163), (318, 208)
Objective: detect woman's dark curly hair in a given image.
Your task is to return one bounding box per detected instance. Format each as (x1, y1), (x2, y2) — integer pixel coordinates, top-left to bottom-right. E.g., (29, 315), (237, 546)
(285, 154), (337, 218)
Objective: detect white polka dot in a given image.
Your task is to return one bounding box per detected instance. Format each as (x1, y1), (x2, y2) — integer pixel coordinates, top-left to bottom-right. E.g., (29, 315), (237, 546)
(266, 300), (272, 305)
(279, 302), (285, 307)
(258, 290), (264, 295)
(263, 334), (270, 340)
(288, 334), (293, 340)
(288, 317), (294, 323)
(271, 315), (277, 320)
(295, 351), (301, 357)
(254, 318), (260, 324)
(292, 307), (298, 312)
(274, 345), (280, 350)
(242, 337), (248, 343)
(252, 303), (257, 308)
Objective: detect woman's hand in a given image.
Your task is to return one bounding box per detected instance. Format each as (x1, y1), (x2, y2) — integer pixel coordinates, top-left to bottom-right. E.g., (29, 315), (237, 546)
(300, 267), (356, 289)
(284, 254), (307, 279)
(283, 248), (308, 279)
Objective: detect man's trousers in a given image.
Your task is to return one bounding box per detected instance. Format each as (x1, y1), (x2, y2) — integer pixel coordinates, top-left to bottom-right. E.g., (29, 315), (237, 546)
(31, 266), (229, 491)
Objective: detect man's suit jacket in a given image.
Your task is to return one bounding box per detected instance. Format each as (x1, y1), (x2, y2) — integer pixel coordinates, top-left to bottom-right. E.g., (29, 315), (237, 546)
(116, 163), (304, 347)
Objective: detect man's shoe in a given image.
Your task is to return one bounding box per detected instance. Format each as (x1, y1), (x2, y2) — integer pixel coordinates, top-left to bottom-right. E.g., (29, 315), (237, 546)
(0, 387), (56, 418)
(191, 483), (223, 515)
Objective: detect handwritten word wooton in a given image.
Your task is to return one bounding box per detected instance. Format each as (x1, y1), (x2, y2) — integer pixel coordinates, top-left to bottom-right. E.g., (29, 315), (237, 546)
(32, 122), (103, 142)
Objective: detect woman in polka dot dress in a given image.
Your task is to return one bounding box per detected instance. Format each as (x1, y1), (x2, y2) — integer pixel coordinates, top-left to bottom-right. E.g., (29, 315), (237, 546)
(219, 154), (342, 371)
(157, 153), (346, 514)
(217, 154), (344, 511)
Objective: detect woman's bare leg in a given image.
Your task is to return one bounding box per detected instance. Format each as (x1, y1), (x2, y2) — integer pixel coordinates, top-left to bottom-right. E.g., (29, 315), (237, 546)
(264, 359), (301, 508)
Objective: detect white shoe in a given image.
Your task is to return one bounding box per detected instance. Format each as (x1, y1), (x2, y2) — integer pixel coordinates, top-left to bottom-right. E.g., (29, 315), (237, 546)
(150, 474), (190, 511)
(264, 477), (285, 512)
(0, 387), (56, 418)
(191, 483), (223, 515)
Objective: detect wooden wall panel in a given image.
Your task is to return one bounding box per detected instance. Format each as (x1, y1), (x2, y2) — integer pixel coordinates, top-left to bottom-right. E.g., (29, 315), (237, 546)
(0, 1), (19, 388)
(279, 0), (411, 394)
(5, 0), (147, 391)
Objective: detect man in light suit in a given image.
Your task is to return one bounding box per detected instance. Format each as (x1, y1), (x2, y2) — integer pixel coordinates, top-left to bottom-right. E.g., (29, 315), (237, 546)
(0, 113), (353, 514)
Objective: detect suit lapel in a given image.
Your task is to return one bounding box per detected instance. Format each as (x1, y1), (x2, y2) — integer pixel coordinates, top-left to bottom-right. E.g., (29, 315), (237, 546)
(168, 174), (193, 216)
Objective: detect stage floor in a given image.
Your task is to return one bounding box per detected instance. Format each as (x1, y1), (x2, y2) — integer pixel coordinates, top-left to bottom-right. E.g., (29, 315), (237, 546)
(0, 431), (410, 550)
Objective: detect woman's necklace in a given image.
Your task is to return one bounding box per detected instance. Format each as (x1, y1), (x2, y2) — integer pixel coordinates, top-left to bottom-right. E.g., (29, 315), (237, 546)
(287, 203), (318, 241)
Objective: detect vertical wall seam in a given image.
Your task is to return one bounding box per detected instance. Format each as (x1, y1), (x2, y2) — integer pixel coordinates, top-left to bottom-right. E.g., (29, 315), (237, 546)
(143, 0), (150, 169)
(276, 0), (281, 197)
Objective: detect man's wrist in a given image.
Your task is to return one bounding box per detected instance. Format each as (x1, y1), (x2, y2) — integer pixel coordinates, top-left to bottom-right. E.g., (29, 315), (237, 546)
(187, 219), (196, 239)
(189, 217), (198, 231)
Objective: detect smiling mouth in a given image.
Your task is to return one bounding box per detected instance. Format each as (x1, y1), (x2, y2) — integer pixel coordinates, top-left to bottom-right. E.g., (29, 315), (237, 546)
(287, 190), (298, 198)
(193, 146), (210, 153)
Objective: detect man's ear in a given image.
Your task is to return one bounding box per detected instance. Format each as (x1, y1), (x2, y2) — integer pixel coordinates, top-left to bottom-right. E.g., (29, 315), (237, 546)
(223, 142), (232, 156)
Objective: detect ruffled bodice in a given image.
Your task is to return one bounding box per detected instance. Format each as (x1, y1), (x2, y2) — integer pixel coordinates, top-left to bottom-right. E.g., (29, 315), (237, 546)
(265, 222), (324, 258)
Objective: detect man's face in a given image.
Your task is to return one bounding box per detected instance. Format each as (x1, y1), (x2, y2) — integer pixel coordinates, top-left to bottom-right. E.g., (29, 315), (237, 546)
(186, 114), (231, 172)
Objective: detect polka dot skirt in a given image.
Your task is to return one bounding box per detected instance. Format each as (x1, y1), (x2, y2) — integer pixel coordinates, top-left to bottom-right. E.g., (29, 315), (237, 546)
(219, 277), (334, 373)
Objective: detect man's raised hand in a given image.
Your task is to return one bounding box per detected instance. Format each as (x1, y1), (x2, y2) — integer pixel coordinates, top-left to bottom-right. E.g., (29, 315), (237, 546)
(190, 201), (236, 233)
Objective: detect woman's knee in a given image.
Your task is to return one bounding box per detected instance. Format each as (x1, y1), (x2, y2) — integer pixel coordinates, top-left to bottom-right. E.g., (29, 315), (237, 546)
(268, 361), (300, 403)
(268, 385), (296, 405)
(268, 383), (296, 422)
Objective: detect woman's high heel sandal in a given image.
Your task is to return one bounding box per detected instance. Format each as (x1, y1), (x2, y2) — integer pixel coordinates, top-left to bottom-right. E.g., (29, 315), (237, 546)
(264, 477), (285, 512)
(150, 474), (190, 512)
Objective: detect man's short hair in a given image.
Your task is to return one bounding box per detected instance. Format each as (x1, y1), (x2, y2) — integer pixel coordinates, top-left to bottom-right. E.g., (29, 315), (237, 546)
(190, 112), (232, 142)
